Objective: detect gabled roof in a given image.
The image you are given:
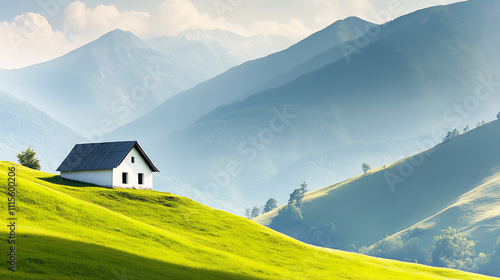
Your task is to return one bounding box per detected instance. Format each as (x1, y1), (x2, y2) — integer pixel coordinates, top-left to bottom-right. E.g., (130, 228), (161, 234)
(57, 141), (159, 172)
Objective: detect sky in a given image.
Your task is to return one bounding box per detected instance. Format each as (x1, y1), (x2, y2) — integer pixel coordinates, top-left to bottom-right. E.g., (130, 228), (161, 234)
(0, 0), (463, 69)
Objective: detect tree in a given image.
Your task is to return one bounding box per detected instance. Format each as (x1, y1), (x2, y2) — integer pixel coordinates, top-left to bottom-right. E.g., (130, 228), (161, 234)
(276, 204), (303, 224)
(288, 188), (305, 207)
(17, 147), (41, 170)
(251, 206), (260, 218)
(361, 163), (371, 175)
(432, 227), (476, 270)
(442, 129), (460, 143)
(263, 198), (278, 213)
(463, 125), (470, 133)
(497, 112), (500, 120)
(300, 181), (308, 194)
(245, 208), (251, 219)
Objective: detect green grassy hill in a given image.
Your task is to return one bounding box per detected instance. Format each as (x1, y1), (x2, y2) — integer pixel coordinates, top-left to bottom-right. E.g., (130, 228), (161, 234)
(255, 119), (500, 275)
(0, 162), (496, 279)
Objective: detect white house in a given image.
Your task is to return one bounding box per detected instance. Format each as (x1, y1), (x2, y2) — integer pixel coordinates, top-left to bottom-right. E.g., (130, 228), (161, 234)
(56, 141), (159, 190)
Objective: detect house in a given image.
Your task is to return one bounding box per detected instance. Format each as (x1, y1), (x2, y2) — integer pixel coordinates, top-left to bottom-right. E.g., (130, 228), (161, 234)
(56, 141), (159, 190)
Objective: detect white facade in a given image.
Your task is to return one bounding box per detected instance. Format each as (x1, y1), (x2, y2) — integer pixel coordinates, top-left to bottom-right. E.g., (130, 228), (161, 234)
(61, 169), (113, 187)
(112, 147), (153, 190)
(61, 147), (154, 190)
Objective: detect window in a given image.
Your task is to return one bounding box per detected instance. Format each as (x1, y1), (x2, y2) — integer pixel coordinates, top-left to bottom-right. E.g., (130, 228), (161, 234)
(138, 173), (144, 185)
(122, 172), (128, 184)
(131, 157), (135, 163)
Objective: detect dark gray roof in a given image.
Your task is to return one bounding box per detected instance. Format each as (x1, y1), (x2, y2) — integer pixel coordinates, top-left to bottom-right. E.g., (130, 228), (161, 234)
(57, 141), (159, 172)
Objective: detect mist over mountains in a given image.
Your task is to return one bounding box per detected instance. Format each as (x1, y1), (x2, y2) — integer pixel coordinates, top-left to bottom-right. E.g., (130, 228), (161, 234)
(0, 28), (290, 137)
(1, 0), (499, 217)
(110, 0), (500, 213)
(0, 90), (81, 171)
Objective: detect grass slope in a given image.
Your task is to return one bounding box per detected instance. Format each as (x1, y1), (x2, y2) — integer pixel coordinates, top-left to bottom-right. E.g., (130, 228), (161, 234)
(256, 120), (500, 253)
(0, 162), (495, 279)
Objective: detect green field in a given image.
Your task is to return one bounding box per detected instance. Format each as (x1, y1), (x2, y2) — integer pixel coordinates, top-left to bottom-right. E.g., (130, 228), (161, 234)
(0, 162), (496, 279)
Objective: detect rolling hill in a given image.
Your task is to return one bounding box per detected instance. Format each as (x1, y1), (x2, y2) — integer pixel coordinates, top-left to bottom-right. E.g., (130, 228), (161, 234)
(125, 0), (500, 214)
(0, 90), (82, 172)
(255, 118), (500, 277)
(0, 161), (497, 280)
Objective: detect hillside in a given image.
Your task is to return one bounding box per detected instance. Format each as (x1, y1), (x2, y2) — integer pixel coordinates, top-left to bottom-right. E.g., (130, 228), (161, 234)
(0, 162), (497, 280)
(131, 0), (500, 213)
(255, 118), (500, 276)
(0, 90), (82, 171)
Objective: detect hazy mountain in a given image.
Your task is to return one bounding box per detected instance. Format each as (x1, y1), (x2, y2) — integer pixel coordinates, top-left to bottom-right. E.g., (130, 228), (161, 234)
(0, 90), (82, 171)
(256, 119), (500, 276)
(147, 29), (293, 81)
(0, 29), (203, 136)
(109, 17), (376, 142)
(130, 0), (500, 214)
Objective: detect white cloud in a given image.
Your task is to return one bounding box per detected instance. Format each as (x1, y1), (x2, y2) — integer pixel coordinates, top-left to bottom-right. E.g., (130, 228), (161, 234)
(151, 0), (225, 36)
(1, 0), (361, 69)
(0, 13), (75, 69)
(63, 1), (151, 43)
(248, 18), (314, 40)
(313, 0), (376, 27)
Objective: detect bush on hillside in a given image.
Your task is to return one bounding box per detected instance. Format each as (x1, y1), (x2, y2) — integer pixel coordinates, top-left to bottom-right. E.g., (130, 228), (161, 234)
(17, 146), (41, 170)
(359, 236), (431, 264)
(432, 227), (477, 271)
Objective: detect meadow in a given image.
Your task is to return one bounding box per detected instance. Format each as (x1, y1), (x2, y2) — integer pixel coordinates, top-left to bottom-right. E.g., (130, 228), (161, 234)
(0, 161), (497, 279)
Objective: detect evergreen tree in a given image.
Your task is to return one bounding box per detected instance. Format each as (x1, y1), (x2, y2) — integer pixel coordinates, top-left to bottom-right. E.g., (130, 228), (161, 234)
(300, 181), (308, 194)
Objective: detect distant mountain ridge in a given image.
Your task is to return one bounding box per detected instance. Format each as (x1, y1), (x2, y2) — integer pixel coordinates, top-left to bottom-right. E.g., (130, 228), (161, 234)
(0, 90), (82, 171)
(112, 0), (500, 214)
(0, 28), (291, 136)
(0, 29), (196, 135)
(109, 16), (375, 141)
(147, 29), (293, 81)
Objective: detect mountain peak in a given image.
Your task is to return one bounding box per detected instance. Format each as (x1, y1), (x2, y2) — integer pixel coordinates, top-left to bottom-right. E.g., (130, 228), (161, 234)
(95, 29), (143, 44)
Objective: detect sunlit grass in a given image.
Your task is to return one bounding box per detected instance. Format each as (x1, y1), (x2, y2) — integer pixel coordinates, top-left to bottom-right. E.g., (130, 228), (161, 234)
(0, 161), (496, 279)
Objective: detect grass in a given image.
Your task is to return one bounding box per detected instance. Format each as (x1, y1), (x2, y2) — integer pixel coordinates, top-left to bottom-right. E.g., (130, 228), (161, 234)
(0, 161), (497, 279)
(255, 120), (500, 254)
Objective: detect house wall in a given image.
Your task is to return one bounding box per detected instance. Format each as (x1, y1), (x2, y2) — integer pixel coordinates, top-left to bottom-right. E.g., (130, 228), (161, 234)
(61, 169), (113, 187)
(113, 147), (153, 190)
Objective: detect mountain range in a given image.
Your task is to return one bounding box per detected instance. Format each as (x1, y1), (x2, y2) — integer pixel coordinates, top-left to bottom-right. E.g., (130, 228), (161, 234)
(0, 29), (290, 136)
(0, 90), (81, 171)
(147, 29), (293, 81)
(108, 0), (500, 213)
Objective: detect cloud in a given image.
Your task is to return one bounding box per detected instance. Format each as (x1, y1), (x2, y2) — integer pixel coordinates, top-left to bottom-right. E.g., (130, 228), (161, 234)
(63, 1), (151, 42)
(248, 18), (314, 40)
(0, 13), (75, 69)
(151, 0), (225, 37)
(0, 0), (319, 69)
(313, 0), (376, 26)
